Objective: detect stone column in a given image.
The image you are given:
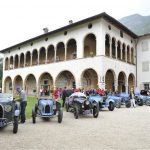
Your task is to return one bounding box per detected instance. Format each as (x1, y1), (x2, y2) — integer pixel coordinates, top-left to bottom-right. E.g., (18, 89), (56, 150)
(45, 49), (48, 64)
(18, 55), (20, 68)
(64, 45), (67, 60)
(125, 46), (127, 62)
(110, 41), (112, 58)
(120, 44), (123, 60)
(115, 41), (117, 59)
(77, 38), (83, 59)
(37, 51), (39, 65)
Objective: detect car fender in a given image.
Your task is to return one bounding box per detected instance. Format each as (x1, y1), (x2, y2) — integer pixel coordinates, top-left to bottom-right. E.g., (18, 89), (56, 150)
(108, 98), (115, 104)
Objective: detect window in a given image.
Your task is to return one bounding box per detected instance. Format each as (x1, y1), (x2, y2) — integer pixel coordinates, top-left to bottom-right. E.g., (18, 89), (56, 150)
(142, 61), (149, 72)
(142, 41), (149, 51)
(44, 79), (48, 85)
(88, 23), (92, 29)
(144, 84), (149, 90)
(120, 31), (123, 38)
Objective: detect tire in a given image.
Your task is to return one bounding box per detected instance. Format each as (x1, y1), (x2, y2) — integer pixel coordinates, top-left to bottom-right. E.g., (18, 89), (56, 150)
(138, 100), (143, 106)
(13, 117), (18, 134)
(145, 100), (150, 106)
(74, 105), (79, 119)
(125, 101), (131, 108)
(65, 103), (69, 112)
(32, 109), (36, 124)
(108, 102), (114, 111)
(93, 106), (99, 118)
(58, 109), (63, 123)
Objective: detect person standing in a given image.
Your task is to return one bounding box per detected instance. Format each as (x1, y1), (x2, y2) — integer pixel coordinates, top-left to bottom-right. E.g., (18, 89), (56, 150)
(130, 88), (136, 108)
(16, 87), (27, 123)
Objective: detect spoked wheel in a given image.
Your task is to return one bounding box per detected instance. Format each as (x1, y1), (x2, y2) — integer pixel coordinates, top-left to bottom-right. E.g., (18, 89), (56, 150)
(146, 100), (150, 106)
(125, 101), (131, 108)
(32, 109), (36, 124)
(93, 106), (99, 118)
(108, 102), (115, 111)
(58, 109), (63, 123)
(74, 105), (79, 119)
(13, 117), (18, 134)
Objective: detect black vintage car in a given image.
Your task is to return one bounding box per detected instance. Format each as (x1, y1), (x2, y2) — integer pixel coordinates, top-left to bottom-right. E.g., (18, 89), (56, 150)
(65, 92), (99, 119)
(0, 93), (20, 133)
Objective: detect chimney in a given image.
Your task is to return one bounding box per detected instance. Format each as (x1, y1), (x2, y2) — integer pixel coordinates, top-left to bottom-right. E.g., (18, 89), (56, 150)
(69, 20), (73, 24)
(43, 28), (49, 34)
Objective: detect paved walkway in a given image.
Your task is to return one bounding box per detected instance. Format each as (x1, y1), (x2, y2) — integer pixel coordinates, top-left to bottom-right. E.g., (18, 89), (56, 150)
(1, 106), (150, 150)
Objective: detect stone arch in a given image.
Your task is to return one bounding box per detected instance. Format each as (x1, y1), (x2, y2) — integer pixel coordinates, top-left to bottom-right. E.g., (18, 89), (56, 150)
(105, 69), (116, 92)
(81, 68), (98, 90)
(5, 57), (9, 70)
(4, 76), (12, 93)
(14, 55), (19, 69)
(32, 49), (38, 65)
(39, 47), (46, 64)
(9, 56), (13, 69)
(25, 51), (31, 67)
(56, 42), (65, 61)
(84, 33), (96, 58)
(118, 72), (126, 92)
(117, 41), (121, 60)
(122, 43), (126, 62)
(111, 37), (116, 58)
(24, 74), (36, 95)
(55, 70), (76, 89)
(20, 53), (24, 68)
(38, 72), (53, 96)
(128, 73), (135, 92)
(47, 45), (55, 63)
(13, 75), (23, 92)
(105, 34), (110, 56)
(66, 39), (77, 60)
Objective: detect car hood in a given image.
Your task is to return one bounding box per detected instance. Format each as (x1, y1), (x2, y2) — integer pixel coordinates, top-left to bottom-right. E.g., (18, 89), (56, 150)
(39, 99), (53, 106)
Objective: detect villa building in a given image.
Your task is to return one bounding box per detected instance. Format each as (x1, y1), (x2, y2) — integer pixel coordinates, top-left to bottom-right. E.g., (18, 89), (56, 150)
(1, 12), (144, 96)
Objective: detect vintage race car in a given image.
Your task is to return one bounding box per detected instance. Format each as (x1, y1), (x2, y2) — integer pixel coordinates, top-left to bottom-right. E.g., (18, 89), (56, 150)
(65, 92), (99, 119)
(0, 93), (20, 134)
(88, 95), (115, 111)
(118, 93), (131, 108)
(32, 97), (63, 123)
(134, 94), (150, 106)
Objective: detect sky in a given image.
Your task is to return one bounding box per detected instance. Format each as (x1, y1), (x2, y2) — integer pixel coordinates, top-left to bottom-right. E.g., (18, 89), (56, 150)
(0, 0), (150, 52)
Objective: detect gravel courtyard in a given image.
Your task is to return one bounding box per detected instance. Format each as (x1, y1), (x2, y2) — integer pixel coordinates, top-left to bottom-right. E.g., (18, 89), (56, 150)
(1, 106), (150, 150)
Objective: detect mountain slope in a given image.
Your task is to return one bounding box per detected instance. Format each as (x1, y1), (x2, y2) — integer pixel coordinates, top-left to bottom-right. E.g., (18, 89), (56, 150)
(119, 14), (150, 36)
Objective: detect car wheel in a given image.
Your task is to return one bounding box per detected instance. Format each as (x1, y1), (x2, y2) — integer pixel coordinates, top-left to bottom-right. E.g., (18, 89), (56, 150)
(93, 106), (99, 118)
(13, 117), (18, 134)
(32, 109), (36, 124)
(125, 101), (131, 108)
(146, 100), (150, 106)
(138, 100), (143, 106)
(74, 105), (79, 119)
(58, 109), (63, 123)
(65, 103), (69, 112)
(108, 102), (114, 111)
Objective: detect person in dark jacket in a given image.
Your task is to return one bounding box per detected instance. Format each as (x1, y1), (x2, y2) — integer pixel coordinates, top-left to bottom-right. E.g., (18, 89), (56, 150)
(16, 87), (27, 123)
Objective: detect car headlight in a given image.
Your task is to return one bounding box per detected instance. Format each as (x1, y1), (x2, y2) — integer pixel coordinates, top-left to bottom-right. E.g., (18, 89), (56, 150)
(85, 100), (90, 105)
(4, 105), (12, 112)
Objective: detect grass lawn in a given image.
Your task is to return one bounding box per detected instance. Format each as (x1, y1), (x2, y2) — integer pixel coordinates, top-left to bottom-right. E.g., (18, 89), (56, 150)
(25, 97), (63, 119)
(26, 96), (37, 119)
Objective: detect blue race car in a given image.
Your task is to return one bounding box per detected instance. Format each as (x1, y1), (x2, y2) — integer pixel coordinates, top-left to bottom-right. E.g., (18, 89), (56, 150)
(88, 95), (115, 111)
(32, 97), (63, 123)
